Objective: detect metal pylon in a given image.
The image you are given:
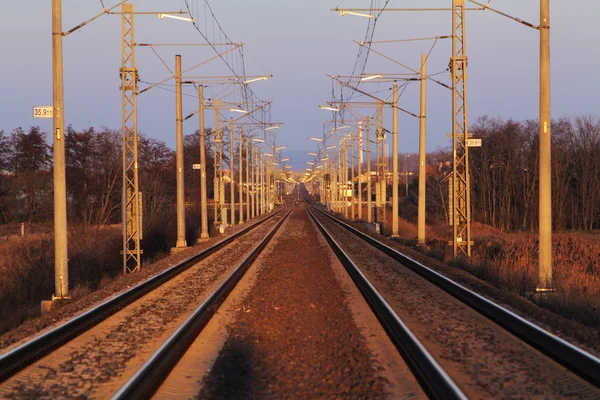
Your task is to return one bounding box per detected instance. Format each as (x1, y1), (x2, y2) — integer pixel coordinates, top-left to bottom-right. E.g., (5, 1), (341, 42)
(213, 100), (225, 226)
(375, 102), (386, 226)
(450, 0), (471, 257)
(121, 3), (141, 274)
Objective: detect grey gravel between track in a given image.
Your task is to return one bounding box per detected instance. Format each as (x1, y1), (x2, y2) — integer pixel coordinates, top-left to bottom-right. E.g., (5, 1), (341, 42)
(316, 212), (600, 400)
(197, 204), (407, 399)
(0, 214), (284, 400)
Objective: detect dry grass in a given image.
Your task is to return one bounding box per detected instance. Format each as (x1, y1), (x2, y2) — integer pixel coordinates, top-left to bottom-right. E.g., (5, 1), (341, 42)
(412, 218), (600, 327)
(0, 208), (203, 334)
(0, 226), (122, 333)
(467, 232), (600, 326)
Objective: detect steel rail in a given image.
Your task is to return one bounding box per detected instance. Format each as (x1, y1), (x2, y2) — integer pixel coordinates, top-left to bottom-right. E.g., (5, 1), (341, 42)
(0, 207), (285, 383)
(313, 205), (600, 387)
(112, 205), (293, 399)
(307, 207), (466, 400)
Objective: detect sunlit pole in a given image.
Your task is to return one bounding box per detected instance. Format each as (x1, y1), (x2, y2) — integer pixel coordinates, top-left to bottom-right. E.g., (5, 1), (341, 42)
(263, 153), (268, 213)
(245, 137), (250, 221)
(120, 3), (142, 272)
(265, 157), (270, 212)
(174, 55), (187, 250)
(351, 134), (356, 220)
(260, 153), (265, 214)
(331, 157), (336, 212)
(198, 85), (209, 240)
(343, 142), (348, 219)
(252, 145), (257, 217)
(229, 117), (235, 225)
(417, 53), (427, 246)
(52, 0), (69, 299)
(344, 141), (349, 219)
(538, 0), (552, 290)
(357, 123), (362, 221)
(366, 117), (372, 223)
(391, 82), (399, 237)
(238, 127), (243, 224)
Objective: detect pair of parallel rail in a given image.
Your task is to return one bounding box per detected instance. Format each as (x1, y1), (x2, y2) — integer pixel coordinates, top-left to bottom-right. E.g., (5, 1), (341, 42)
(0, 206), (287, 384)
(309, 204), (600, 398)
(1, 202), (599, 399)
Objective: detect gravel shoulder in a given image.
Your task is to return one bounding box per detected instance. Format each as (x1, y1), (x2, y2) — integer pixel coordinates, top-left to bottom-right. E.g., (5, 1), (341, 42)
(318, 210), (600, 399)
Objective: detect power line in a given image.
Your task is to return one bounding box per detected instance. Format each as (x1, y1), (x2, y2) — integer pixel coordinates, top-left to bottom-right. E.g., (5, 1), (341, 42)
(182, 0), (273, 125)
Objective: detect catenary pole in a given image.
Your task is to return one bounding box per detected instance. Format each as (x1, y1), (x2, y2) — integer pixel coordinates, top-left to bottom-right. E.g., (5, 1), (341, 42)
(351, 133), (356, 220)
(198, 85), (209, 239)
(538, 0), (552, 290)
(245, 137), (250, 221)
(418, 53), (428, 246)
(229, 117), (235, 225)
(174, 55), (187, 250)
(238, 127), (243, 224)
(52, 0), (69, 298)
(392, 82), (399, 237)
(357, 121), (362, 220)
(366, 117), (372, 223)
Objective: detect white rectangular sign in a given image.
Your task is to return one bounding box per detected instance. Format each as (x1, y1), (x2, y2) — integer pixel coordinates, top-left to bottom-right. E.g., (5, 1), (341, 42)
(192, 164), (202, 170)
(467, 138), (482, 147)
(33, 106), (53, 118)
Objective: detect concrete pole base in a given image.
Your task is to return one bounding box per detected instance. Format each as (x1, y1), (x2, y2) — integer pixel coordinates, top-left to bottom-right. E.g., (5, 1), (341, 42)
(41, 300), (53, 315)
(41, 296), (71, 315)
(196, 232), (210, 243)
(171, 245), (187, 254)
(529, 288), (557, 304)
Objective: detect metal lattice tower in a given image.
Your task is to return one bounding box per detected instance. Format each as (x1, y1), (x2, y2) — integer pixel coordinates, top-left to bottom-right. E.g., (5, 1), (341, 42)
(375, 103), (386, 226)
(450, 0), (471, 257)
(121, 4), (141, 274)
(213, 100), (225, 225)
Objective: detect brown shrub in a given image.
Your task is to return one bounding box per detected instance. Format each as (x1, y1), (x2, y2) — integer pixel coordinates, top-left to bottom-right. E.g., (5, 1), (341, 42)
(0, 223), (137, 333)
(0, 203), (205, 334)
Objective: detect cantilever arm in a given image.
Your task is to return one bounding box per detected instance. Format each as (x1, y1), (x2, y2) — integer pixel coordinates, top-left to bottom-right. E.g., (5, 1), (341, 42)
(328, 75), (419, 119)
(63, 0), (128, 36)
(353, 41), (451, 90)
(466, 0), (540, 29)
(234, 101), (273, 123)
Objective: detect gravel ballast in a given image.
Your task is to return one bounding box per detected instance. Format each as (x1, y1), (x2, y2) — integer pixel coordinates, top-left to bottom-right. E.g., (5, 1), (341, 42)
(198, 204), (400, 399)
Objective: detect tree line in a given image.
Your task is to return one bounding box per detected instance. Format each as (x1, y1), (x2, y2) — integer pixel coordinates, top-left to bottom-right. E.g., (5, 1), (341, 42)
(2, 114), (600, 234)
(0, 126), (217, 227)
(424, 115), (600, 232)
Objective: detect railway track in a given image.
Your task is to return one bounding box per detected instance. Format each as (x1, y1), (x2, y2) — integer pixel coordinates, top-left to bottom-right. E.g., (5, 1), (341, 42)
(3, 200), (599, 398)
(112, 205), (292, 399)
(306, 206), (466, 399)
(0, 205), (290, 398)
(308, 204), (600, 398)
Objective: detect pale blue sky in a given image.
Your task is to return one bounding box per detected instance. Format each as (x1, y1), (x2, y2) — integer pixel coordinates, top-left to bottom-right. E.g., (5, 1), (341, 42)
(1, 1), (598, 168)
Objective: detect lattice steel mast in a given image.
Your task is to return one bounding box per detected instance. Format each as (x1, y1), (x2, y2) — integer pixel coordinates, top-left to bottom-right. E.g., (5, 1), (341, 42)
(120, 3), (141, 273)
(213, 100), (225, 226)
(450, 0), (471, 257)
(375, 102), (386, 228)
